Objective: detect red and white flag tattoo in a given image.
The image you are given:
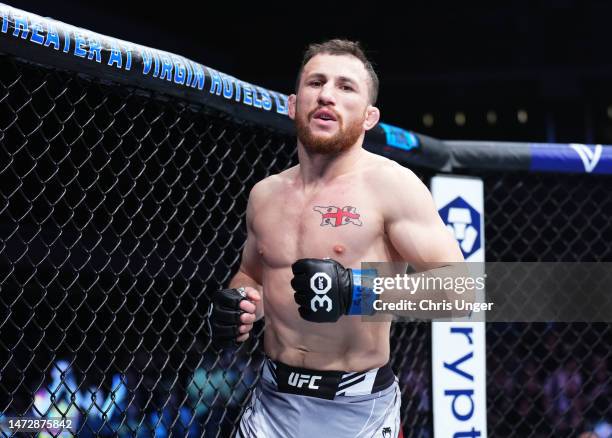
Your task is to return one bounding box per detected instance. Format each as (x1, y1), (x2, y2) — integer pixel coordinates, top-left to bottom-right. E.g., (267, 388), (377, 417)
(313, 206), (363, 227)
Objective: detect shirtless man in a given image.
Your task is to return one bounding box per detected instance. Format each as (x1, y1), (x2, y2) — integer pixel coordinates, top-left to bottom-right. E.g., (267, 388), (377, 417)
(209, 39), (464, 437)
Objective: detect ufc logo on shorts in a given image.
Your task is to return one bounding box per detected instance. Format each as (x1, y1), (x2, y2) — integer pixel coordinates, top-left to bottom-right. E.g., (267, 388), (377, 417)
(309, 272), (333, 312)
(288, 372), (322, 389)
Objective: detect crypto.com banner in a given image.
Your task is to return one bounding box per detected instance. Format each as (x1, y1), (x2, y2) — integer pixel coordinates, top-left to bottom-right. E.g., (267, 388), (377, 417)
(431, 175), (486, 438)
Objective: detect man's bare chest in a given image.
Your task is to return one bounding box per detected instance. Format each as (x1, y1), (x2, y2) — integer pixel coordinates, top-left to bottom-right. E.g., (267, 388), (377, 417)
(253, 185), (383, 267)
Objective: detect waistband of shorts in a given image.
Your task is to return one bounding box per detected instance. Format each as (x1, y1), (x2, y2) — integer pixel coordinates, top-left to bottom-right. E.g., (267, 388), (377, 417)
(261, 356), (395, 400)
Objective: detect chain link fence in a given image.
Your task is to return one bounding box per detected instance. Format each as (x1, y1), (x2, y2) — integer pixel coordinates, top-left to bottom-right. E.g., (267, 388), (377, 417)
(0, 54), (610, 438)
(0, 54), (296, 437)
(483, 172), (612, 437)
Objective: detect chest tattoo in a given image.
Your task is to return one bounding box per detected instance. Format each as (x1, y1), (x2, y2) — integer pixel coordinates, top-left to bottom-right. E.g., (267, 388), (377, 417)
(313, 205), (363, 227)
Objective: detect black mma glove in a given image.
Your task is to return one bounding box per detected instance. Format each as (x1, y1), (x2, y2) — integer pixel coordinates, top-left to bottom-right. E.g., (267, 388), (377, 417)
(291, 258), (377, 323)
(208, 287), (247, 347)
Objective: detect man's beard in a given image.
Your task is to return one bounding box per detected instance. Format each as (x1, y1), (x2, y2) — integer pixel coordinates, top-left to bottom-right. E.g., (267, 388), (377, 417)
(295, 107), (364, 154)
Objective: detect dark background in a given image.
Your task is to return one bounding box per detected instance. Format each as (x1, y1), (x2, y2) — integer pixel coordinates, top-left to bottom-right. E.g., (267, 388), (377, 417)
(13, 0), (612, 145)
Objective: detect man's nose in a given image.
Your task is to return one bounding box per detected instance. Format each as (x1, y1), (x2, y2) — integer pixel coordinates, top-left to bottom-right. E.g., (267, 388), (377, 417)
(317, 83), (336, 106)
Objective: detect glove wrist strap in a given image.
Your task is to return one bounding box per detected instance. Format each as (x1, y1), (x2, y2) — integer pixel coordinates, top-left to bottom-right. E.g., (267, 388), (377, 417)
(347, 269), (378, 315)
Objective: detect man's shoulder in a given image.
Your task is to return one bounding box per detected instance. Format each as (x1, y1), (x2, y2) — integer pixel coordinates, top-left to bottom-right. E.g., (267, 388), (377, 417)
(361, 152), (422, 188)
(249, 166), (297, 203)
(361, 153), (433, 222)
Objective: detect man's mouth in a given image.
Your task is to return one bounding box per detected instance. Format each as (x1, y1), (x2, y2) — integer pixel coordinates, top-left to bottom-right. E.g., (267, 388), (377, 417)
(311, 109), (338, 123)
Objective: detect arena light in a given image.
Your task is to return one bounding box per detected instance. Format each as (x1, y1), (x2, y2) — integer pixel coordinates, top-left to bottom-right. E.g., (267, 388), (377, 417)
(486, 110), (497, 125)
(455, 112), (466, 126)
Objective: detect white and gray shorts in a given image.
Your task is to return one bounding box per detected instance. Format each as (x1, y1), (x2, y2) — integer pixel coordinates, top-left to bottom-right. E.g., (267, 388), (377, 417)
(235, 357), (401, 438)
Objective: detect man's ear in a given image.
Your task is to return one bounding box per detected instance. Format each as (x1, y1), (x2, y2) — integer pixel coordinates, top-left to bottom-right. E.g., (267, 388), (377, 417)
(363, 106), (380, 131)
(288, 94), (296, 120)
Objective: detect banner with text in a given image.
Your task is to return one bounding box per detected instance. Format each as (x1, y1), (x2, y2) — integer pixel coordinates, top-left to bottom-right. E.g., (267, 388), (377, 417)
(431, 175), (487, 438)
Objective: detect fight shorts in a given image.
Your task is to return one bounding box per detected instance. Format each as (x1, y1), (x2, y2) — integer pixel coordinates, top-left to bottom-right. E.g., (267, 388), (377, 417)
(235, 357), (401, 438)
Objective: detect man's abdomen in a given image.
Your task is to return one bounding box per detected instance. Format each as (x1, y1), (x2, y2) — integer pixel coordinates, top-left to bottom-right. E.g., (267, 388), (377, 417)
(263, 314), (391, 372)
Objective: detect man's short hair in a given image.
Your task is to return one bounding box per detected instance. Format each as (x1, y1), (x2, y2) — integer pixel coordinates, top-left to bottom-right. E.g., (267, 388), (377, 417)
(296, 39), (379, 105)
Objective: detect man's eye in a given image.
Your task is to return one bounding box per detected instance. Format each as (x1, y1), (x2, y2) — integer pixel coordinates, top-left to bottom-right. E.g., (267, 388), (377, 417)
(309, 81), (322, 87)
(341, 85), (354, 91)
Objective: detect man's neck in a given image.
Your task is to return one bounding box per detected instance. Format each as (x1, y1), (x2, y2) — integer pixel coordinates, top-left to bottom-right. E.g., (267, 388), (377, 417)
(296, 142), (365, 187)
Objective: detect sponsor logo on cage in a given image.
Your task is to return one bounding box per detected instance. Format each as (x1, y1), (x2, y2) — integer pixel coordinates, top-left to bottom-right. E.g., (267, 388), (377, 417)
(438, 197), (481, 259)
(310, 272), (333, 312)
(381, 426), (392, 437)
(570, 143), (602, 173)
(287, 372), (322, 389)
(379, 123), (420, 151)
(440, 326), (484, 437)
(530, 142), (612, 175)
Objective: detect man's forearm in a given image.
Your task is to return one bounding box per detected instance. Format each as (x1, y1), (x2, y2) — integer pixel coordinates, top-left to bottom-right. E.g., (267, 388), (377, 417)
(229, 270), (264, 320)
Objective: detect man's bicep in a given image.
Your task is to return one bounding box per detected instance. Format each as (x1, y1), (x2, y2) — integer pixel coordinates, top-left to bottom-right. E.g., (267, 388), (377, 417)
(385, 171), (463, 269)
(388, 218), (463, 270)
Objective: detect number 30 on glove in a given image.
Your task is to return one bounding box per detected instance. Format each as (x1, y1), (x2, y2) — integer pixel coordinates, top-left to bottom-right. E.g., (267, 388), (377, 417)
(290, 258), (377, 323)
